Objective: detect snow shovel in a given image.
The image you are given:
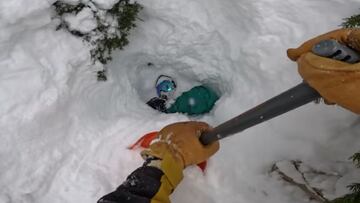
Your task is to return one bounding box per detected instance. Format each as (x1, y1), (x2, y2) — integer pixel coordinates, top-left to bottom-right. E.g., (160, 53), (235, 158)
(200, 82), (321, 145)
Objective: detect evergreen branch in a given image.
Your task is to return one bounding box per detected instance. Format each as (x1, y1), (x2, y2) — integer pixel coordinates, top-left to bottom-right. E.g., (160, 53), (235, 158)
(342, 14), (360, 28)
(330, 192), (360, 203)
(350, 152), (360, 168)
(348, 183), (360, 194)
(52, 0), (142, 81)
(53, 1), (86, 15)
(330, 152), (360, 203)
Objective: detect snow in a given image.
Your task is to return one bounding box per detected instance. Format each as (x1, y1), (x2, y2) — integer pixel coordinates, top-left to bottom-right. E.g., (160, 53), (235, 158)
(276, 161), (307, 185)
(63, 7), (97, 33)
(272, 160), (354, 200)
(92, 0), (119, 10)
(1, 0), (360, 203)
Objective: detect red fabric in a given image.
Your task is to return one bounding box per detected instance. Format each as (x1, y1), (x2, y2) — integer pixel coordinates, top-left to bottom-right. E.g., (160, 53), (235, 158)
(129, 131), (207, 172)
(197, 161), (207, 172)
(128, 132), (159, 150)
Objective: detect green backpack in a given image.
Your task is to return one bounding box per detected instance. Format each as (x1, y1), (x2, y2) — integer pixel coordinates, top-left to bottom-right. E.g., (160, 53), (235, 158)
(167, 86), (219, 115)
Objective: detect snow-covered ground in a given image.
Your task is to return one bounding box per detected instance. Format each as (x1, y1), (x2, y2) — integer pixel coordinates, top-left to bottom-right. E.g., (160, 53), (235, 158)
(1, 0), (360, 202)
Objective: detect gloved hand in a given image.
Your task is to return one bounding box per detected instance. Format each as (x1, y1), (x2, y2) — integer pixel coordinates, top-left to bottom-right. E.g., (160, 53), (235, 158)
(141, 121), (220, 168)
(287, 28), (360, 114)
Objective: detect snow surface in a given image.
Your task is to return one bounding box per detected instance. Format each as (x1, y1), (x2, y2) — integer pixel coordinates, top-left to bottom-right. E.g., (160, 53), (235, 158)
(92, 0), (119, 10)
(63, 7), (97, 33)
(1, 0), (360, 203)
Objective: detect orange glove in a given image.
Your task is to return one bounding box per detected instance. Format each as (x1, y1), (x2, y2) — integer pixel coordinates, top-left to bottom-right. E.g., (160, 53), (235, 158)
(287, 28), (360, 114)
(141, 121), (220, 168)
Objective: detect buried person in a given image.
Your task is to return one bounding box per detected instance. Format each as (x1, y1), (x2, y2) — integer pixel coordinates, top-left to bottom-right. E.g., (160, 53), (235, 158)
(147, 75), (219, 115)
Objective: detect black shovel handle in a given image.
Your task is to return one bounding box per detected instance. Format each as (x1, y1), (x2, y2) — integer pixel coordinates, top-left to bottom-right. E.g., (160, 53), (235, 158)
(200, 82), (321, 145)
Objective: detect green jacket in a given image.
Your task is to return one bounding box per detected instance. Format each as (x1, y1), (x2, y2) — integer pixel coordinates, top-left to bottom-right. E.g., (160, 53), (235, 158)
(167, 86), (219, 115)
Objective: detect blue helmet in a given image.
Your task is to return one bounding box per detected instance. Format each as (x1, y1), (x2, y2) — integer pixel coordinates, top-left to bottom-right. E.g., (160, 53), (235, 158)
(155, 75), (177, 99)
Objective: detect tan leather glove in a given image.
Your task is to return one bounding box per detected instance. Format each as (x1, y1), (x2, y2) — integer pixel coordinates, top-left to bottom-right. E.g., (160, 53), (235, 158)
(141, 121), (220, 168)
(287, 28), (360, 114)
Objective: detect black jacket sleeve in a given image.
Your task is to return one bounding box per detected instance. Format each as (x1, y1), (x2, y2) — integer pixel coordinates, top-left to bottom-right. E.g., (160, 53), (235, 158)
(97, 166), (164, 203)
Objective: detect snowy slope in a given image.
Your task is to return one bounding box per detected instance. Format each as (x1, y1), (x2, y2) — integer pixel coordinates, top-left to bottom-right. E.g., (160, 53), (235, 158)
(1, 0), (360, 203)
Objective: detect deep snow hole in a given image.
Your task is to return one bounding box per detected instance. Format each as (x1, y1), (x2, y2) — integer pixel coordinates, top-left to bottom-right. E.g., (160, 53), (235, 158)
(130, 61), (224, 110)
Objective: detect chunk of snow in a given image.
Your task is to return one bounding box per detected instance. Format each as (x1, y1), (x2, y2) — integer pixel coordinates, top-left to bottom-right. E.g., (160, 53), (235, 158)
(63, 7), (97, 33)
(92, 0), (119, 9)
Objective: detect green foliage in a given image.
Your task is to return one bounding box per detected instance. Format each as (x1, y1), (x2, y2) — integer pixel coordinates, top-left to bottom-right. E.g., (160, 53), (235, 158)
(53, 2), (88, 38)
(342, 13), (360, 28)
(329, 152), (360, 203)
(90, 0), (142, 65)
(53, 2), (86, 16)
(330, 192), (360, 203)
(350, 152), (360, 168)
(97, 69), (107, 81)
(348, 183), (360, 194)
(53, 0), (142, 81)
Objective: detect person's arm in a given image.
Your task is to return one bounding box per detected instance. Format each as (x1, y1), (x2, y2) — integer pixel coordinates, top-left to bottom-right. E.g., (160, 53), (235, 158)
(98, 121), (219, 203)
(287, 28), (360, 114)
(98, 156), (182, 203)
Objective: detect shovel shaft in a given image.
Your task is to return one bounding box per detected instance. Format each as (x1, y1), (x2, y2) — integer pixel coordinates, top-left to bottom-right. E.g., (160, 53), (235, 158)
(199, 82), (321, 145)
